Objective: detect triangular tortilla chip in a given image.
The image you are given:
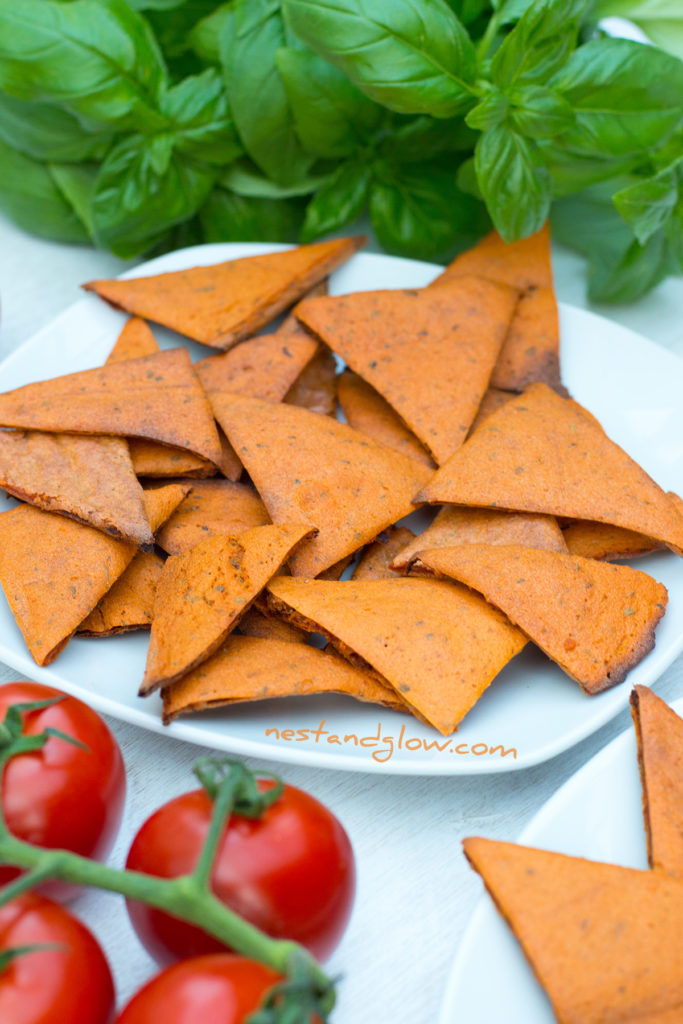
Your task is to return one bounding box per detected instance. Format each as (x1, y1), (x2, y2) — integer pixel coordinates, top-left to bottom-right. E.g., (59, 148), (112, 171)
(490, 286), (563, 393)
(467, 387), (515, 436)
(210, 393), (432, 577)
(83, 238), (364, 350)
(107, 317), (159, 363)
(431, 225), (565, 393)
(415, 544), (667, 693)
(0, 484), (188, 666)
(195, 329), (318, 401)
(433, 226), (554, 292)
(564, 521), (665, 560)
(0, 430), (154, 549)
(266, 577), (526, 735)
(213, 430), (244, 482)
(284, 346), (337, 416)
(142, 483), (193, 532)
(391, 508), (566, 573)
(670, 491), (683, 516)
(277, 278), (328, 337)
(78, 550), (164, 637)
(416, 383), (683, 556)
(337, 370), (435, 468)
(631, 686), (683, 879)
(141, 523), (315, 694)
(317, 556), (353, 581)
(237, 607), (307, 644)
(155, 480), (269, 555)
(106, 321), (218, 478)
(127, 439), (217, 479)
(463, 837), (683, 1024)
(296, 277), (518, 464)
(161, 634), (406, 723)
(0, 349), (222, 466)
(353, 527), (415, 580)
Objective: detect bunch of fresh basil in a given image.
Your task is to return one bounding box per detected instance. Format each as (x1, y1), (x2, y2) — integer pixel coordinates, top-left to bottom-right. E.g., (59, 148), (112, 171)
(0, 0), (681, 302)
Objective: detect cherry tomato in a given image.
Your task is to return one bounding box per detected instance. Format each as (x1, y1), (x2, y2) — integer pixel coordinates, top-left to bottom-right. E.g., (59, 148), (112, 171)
(0, 682), (126, 893)
(114, 955), (291, 1024)
(0, 891), (114, 1024)
(125, 780), (355, 965)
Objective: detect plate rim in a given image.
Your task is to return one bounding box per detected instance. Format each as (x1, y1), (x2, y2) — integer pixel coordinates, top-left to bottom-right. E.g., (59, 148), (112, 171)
(0, 241), (682, 776)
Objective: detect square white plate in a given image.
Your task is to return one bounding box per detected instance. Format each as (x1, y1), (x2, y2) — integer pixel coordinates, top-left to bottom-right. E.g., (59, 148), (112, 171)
(0, 243), (682, 775)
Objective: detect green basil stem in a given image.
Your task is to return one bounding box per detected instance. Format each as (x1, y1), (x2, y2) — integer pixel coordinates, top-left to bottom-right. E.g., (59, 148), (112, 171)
(0, 718), (336, 1018)
(476, 13), (501, 63)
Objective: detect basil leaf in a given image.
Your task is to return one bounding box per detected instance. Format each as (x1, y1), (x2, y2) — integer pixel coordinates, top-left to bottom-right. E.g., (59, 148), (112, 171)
(369, 158), (488, 260)
(540, 144), (638, 197)
(159, 68), (242, 164)
(591, 0), (677, 10)
(509, 84), (574, 139)
(446, 0), (490, 25)
(593, 0), (683, 60)
(550, 179), (681, 302)
(125, 0), (188, 8)
(153, 6), (220, 70)
(146, 215), (206, 259)
(281, 0), (477, 118)
(92, 135), (216, 257)
(551, 178), (635, 259)
(466, 89), (509, 131)
(49, 163), (98, 238)
(0, 94), (112, 162)
(492, 0), (536, 23)
(221, 158), (332, 197)
(301, 158), (370, 240)
(145, 7), (218, 60)
(221, 0), (313, 185)
(613, 157), (683, 244)
(456, 156), (482, 197)
(588, 229), (680, 303)
(0, 138), (90, 243)
(190, 3), (235, 63)
(633, 19), (683, 61)
(276, 47), (382, 158)
(491, 0), (590, 87)
(200, 187), (304, 241)
(550, 38), (683, 157)
(474, 124), (552, 240)
(382, 116), (477, 161)
(0, 0), (167, 131)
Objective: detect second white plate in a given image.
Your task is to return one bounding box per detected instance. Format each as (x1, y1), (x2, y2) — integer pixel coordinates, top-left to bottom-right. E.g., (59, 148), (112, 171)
(439, 694), (683, 1022)
(0, 244), (682, 774)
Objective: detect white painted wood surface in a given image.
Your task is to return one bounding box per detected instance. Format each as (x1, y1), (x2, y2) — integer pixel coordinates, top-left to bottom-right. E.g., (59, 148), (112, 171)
(1, 214), (682, 1021)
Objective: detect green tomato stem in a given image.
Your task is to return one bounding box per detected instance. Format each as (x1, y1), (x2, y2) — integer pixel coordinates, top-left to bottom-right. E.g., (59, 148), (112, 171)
(0, 717), (336, 1019)
(0, 817), (326, 985)
(191, 768), (241, 891)
(0, 862), (56, 904)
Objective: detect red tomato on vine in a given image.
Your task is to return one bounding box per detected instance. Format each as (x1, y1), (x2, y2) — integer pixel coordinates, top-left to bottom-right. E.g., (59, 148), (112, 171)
(0, 682), (126, 893)
(0, 891), (115, 1024)
(114, 955), (296, 1024)
(126, 778), (355, 964)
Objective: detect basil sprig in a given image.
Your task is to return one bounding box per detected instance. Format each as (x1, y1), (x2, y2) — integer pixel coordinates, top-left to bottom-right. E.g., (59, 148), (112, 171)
(0, 0), (680, 301)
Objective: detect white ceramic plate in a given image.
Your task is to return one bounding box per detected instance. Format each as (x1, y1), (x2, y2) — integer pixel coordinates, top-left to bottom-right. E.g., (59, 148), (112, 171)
(439, 693), (683, 1022)
(0, 243), (682, 775)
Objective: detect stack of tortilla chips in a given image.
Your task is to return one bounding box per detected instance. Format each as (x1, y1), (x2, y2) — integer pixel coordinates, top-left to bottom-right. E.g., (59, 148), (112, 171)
(0, 230), (678, 734)
(463, 687), (683, 1022)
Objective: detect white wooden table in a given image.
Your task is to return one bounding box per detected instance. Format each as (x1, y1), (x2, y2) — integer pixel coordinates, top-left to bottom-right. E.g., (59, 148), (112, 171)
(1, 214), (682, 1021)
